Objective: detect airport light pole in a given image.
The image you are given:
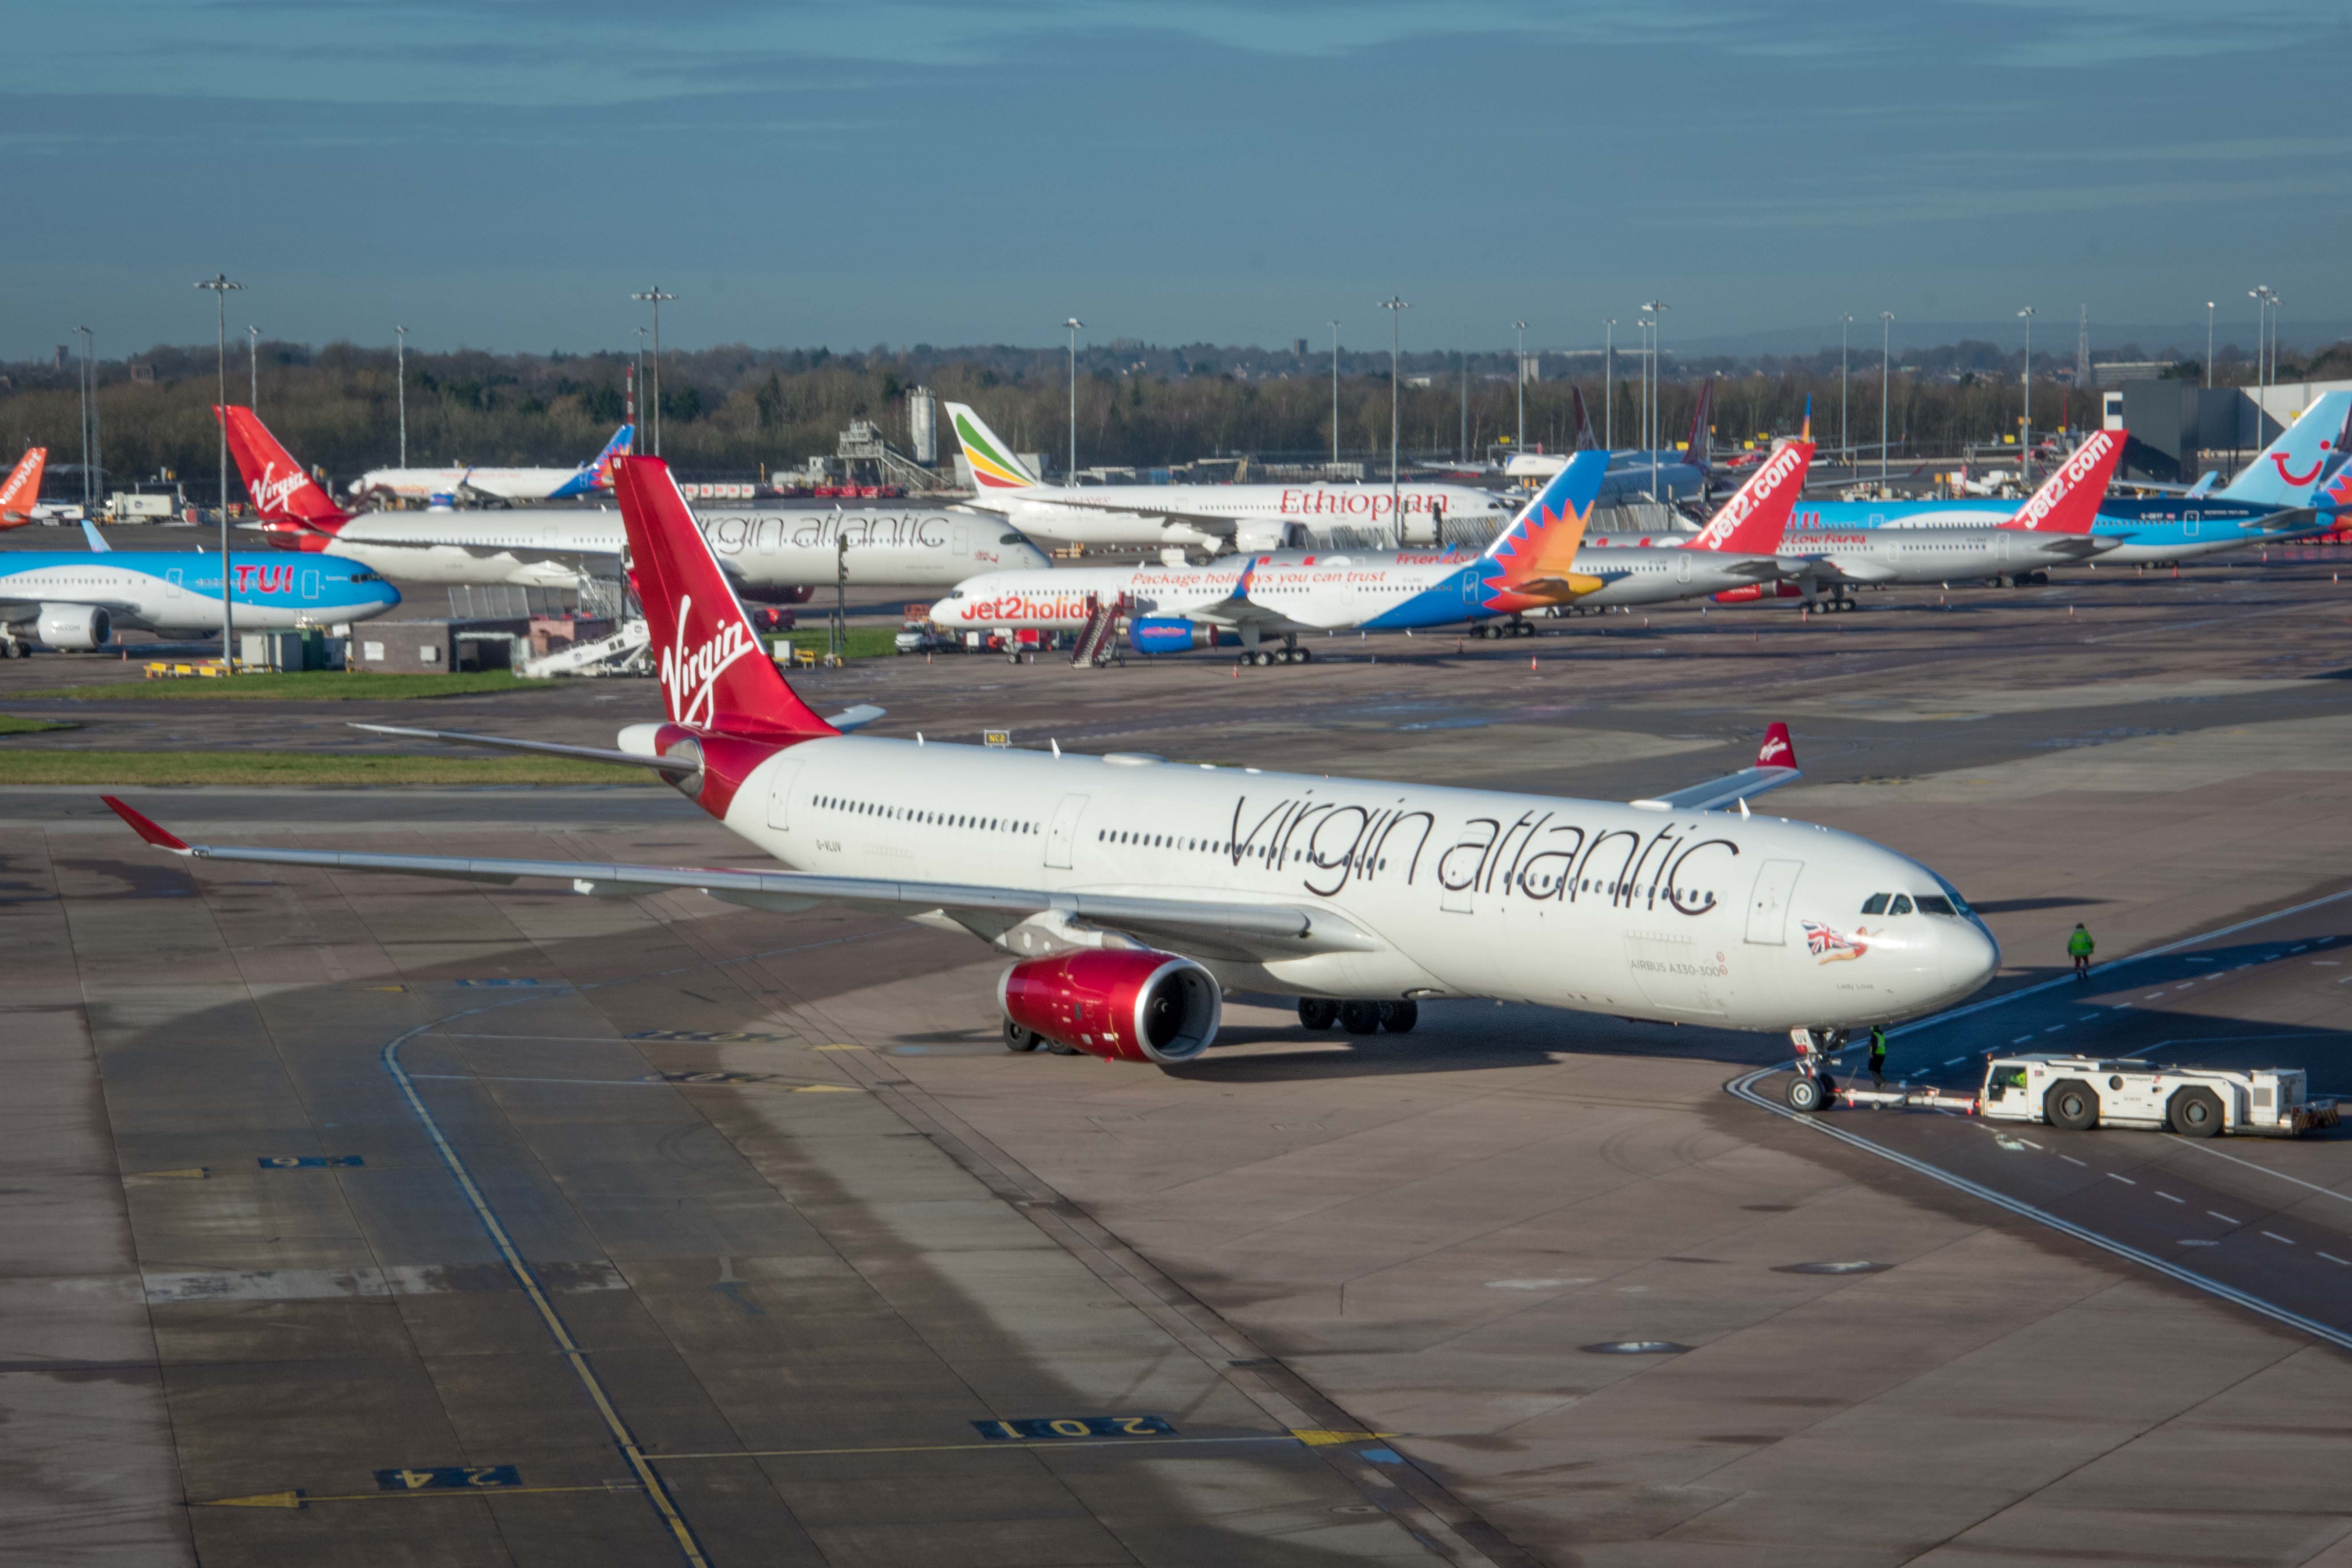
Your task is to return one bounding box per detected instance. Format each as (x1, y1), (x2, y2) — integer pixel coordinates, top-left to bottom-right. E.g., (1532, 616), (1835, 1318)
(1642, 301), (1669, 500)
(1840, 314), (1853, 463)
(1878, 311), (1894, 485)
(1328, 320), (1341, 469)
(395, 326), (408, 467)
(1063, 318), (1082, 482)
(2205, 301), (2215, 388)
(1514, 321), (1527, 454)
(2017, 307), (2036, 483)
(632, 327), (648, 453)
(632, 287), (675, 456)
(195, 274), (242, 670)
(247, 324), (260, 411)
(1381, 296), (1408, 546)
(1603, 319), (1614, 449)
(76, 327), (93, 520)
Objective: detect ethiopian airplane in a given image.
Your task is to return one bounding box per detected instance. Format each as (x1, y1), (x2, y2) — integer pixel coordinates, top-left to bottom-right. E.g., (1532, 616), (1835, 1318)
(945, 402), (1511, 552)
(934, 451), (1612, 662)
(0, 521), (396, 656)
(1778, 392), (2352, 567)
(222, 407), (1047, 594)
(101, 451), (1999, 1086)
(353, 424), (633, 504)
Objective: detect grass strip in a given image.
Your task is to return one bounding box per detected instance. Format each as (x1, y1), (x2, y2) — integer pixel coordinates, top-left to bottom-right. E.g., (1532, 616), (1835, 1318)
(772, 626), (903, 662)
(0, 750), (658, 786)
(0, 715), (77, 734)
(7, 670), (552, 702)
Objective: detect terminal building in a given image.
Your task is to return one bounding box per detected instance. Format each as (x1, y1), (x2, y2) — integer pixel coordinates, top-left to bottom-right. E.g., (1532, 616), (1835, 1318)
(2110, 378), (2352, 484)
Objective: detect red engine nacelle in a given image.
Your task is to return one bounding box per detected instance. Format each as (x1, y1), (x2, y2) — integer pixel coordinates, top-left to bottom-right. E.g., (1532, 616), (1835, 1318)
(999, 949), (1222, 1065)
(1711, 580), (1807, 604)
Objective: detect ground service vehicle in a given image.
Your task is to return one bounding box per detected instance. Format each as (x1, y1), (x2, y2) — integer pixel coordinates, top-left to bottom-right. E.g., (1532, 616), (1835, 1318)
(1820, 1052), (2340, 1137)
(1978, 1053), (2338, 1137)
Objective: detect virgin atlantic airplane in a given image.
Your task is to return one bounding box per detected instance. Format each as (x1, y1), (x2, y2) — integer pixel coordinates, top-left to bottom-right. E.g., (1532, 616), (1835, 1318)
(102, 456), (1998, 1103)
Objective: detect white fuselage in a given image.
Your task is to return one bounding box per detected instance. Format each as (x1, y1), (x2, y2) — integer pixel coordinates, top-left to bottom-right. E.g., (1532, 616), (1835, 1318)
(968, 482), (1511, 551)
(935, 550), (1487, 636)
(357, 465), (596, 502)
(1780, 525), (2114, 586)
(704, 737), (1999, 1028)
(303, 508), (1051, 588)
(0, 555), (399, 637)
(1570, 543), (1783, 606)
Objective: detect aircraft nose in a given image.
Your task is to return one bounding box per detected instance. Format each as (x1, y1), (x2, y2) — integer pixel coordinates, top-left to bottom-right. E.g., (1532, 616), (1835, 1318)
(1941, 920), (2001, 998)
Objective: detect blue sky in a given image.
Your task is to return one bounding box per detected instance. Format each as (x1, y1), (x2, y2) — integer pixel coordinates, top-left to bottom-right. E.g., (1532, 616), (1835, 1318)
(11, 0), (2348, 359)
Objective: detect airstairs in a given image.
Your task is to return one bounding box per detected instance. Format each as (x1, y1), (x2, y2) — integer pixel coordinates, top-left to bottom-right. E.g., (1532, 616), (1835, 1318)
(1070, 592), (1127, 667)
(519, 618), (652, 679)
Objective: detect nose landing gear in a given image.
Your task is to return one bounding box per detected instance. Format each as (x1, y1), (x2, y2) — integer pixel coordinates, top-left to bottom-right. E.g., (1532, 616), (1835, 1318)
(1784, 1025), (1845, 1111)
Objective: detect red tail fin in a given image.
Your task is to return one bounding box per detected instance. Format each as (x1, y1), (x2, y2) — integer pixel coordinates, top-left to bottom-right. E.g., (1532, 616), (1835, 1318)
(1685, 379), (1714, 471)
(1685, 439), (1813, 554)
(611, 456), (836, 739)
(1756, 722), (1796, 769)
(0, 447), (45, 526)
(215, 406), (347, 530)
(2002, 430), (2123, 534)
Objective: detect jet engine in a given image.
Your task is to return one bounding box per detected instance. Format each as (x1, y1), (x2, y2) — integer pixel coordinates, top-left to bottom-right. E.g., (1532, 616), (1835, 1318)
(1232, 521), (1311, 551)
(1710, 582), (1806, 605)
(999, 949), (1222, 1064)
(1126, 617), (1237, 655)
(37, 603), (111, 650)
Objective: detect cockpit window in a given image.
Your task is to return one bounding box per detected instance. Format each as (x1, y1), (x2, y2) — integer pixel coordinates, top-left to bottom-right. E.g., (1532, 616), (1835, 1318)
(947, 588), (965, 598)
(999, 533), (1025, 545)
(1915, 894), (1957, 917)
(1888, 894), (1914, 915)
(1860, 893), (1890, 915)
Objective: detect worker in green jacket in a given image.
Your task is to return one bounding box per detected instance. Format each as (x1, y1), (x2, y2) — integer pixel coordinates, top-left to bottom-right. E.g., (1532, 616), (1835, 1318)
(2068, 923), (2094, 981)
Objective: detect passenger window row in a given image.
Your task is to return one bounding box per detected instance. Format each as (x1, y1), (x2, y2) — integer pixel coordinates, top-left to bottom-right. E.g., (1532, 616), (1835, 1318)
(814, 794), (1036, 835)
(1096, 828), (1392, 872)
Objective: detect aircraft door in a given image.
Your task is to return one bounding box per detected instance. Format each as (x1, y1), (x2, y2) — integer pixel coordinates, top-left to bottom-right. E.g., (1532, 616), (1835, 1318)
(1676, 552), (1692, 583)
(952, 523), (970, 555)
(1744, 859), (1804, 945)
(1044, 793), (1090, 869)
(763, 750), (809, 832)
(164, 568), (184, 599)
(301, 568), (321, 599)
(1461, 568), (1480, 606)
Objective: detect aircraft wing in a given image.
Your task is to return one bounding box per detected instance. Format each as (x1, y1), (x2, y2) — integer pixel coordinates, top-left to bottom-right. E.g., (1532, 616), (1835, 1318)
(1630, 723), (1802, 813)
(1791, 555), (1898, 585)
(99, 796), (1386, 962)
(1034, 497), (1240, 536)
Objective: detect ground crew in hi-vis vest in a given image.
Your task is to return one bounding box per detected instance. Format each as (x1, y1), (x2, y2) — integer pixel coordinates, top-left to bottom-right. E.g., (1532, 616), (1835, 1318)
(2068, 923), (2095, 981)
(1866, 1024), (1889, 1088)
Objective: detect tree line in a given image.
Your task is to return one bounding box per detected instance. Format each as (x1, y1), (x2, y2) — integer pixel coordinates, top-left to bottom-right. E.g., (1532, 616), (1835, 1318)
(3, 336), (2343, 492)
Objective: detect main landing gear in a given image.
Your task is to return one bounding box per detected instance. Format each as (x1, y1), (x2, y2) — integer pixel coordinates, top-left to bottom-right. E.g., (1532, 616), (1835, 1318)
(1297, 997), (1418, 1034)
(1471, 618), (1537, 640)
(1002, 1017), (1078, 1055)
(1239, 633), (1313, 667)
(1784, 1025), (1845, 1112)
(1802, 597), (1859, 614)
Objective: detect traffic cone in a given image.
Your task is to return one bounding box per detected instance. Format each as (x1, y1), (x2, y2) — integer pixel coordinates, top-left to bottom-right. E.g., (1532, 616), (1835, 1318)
(1529, 656), (1537, 673)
